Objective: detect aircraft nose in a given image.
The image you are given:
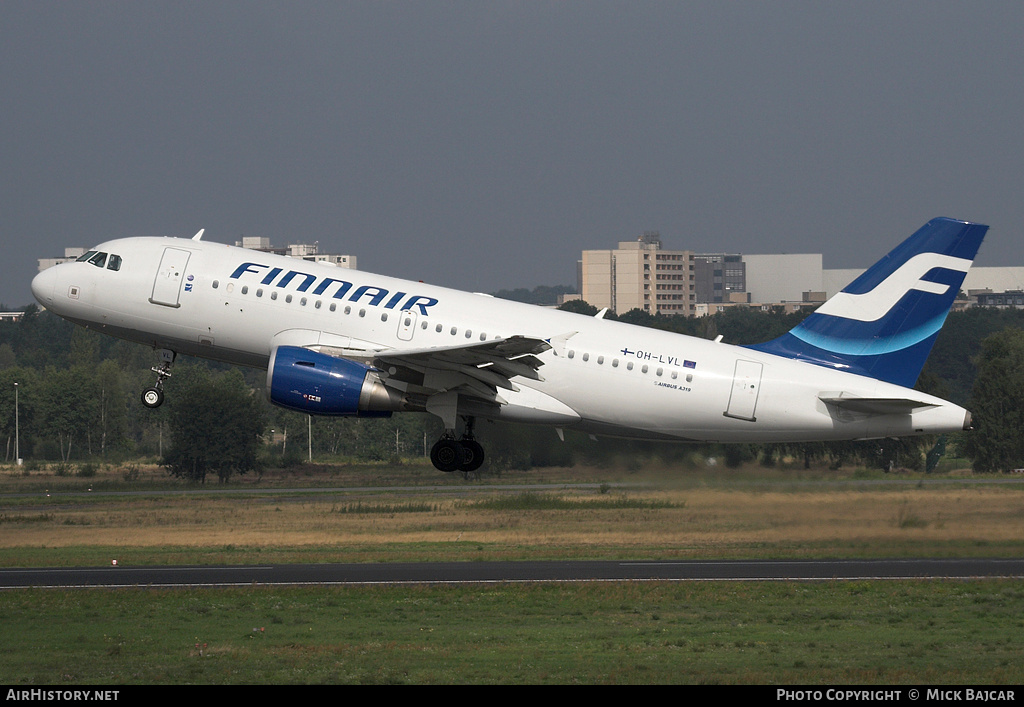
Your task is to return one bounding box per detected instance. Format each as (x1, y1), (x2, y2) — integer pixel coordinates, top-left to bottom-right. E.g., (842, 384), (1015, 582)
(31, 266), (58, 306)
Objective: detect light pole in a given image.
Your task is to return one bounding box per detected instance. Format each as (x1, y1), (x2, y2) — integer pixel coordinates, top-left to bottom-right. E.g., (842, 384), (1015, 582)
(14, 382), (20, 466)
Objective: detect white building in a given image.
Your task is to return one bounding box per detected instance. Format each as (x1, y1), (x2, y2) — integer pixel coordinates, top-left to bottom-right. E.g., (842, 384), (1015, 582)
(234, 237), (357, 269)
(748, 258), (1024, 305)
(742, 253), (824, 304)
(36, 247), (87, 272)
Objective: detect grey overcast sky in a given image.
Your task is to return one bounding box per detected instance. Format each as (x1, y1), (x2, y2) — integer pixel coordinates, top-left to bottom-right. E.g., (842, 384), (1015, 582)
(3, 1), (1024, 307)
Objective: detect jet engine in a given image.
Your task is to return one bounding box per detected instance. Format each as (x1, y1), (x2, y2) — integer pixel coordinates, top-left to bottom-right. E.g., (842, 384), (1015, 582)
(267, 345), (401, 417)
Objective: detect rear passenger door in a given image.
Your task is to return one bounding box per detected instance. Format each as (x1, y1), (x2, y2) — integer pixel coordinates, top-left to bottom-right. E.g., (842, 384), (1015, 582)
(723, 359), (763, 422)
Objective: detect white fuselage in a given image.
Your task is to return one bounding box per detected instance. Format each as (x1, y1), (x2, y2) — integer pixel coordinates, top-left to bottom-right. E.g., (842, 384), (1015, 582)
(31, 237), (970, 443)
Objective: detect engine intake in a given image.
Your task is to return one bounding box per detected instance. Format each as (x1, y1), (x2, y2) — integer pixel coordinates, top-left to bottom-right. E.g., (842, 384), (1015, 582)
(267, 345), (399, 417)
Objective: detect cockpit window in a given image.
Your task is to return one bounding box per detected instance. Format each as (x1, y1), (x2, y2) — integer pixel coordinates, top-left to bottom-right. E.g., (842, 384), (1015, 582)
(75, 250), (121, 270)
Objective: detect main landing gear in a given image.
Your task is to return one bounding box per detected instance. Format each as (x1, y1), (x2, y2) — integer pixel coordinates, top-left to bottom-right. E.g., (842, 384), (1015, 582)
(141, 349), (176, 409)
(430, 417), (485, 475)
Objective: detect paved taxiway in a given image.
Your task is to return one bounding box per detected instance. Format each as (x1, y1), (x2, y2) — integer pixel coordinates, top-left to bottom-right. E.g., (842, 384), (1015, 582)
(2, 558), (1023, 589)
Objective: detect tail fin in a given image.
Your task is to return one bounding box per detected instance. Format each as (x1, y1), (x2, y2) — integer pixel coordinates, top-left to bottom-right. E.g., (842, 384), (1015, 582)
(748, 217), (988, 387)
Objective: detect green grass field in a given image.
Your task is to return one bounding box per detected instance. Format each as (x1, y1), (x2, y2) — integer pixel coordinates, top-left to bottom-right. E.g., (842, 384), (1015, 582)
(3, 581), (1022, 684)
(2, 460), (1023, 685)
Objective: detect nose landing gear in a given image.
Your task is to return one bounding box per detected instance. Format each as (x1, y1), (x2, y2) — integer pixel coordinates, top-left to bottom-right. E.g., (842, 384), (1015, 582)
(141, 349), (176, 409)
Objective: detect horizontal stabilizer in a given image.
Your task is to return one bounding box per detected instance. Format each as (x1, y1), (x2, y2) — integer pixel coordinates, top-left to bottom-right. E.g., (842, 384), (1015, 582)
(819, 393), (937, 415)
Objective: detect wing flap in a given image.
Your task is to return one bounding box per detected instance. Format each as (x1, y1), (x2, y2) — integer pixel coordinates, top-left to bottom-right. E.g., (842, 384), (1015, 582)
(375, 335), (556, 403)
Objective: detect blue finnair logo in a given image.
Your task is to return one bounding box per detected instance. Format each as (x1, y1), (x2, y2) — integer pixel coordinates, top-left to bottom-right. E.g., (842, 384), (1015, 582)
(229, 262), (439, 315)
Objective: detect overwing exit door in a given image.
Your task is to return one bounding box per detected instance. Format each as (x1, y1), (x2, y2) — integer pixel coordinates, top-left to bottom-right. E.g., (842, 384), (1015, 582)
(397, 309), (418, 341)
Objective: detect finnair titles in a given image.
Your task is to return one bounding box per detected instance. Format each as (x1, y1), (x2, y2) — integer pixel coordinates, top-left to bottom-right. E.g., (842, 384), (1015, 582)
(229, 261), (439, 316)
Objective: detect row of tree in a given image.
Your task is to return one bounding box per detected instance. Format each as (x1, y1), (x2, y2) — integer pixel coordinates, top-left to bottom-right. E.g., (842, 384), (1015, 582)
(1, 299), (1023, 478)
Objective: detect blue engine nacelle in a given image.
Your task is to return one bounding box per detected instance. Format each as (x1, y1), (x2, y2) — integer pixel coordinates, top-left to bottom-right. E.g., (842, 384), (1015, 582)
(267, 346), (399, 417)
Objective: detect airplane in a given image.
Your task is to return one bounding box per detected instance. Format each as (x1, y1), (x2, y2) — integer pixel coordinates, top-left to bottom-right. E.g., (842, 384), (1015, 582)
(30, 217), (987, 473)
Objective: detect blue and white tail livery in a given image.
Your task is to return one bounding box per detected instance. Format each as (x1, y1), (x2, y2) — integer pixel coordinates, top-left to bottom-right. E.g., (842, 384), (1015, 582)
(750, 218), (988, 388)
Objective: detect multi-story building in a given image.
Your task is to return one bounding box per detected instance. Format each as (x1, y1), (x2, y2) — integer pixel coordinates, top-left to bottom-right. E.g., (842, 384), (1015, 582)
(579, 232), (695, 315)
(692, 253), (746, 303)
(579, 234), (755, 315)
(974, 290), (1024, 308)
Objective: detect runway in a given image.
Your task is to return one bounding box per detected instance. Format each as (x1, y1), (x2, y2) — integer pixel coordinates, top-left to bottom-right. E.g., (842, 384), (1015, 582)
(2, 558), (1023, 589)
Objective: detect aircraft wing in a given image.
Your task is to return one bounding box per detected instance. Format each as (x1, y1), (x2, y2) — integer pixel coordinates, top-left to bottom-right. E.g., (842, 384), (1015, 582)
(371, 335), (554, 403)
